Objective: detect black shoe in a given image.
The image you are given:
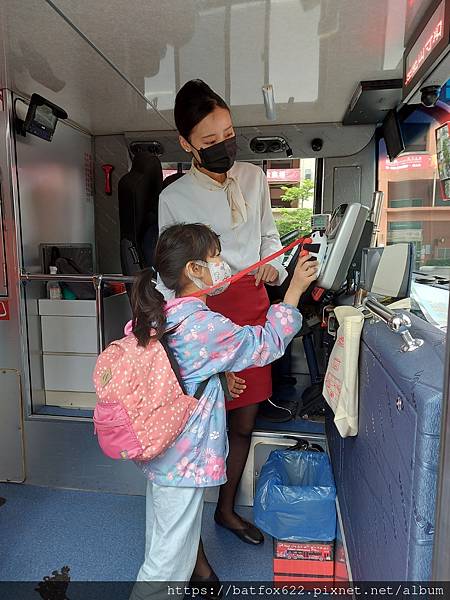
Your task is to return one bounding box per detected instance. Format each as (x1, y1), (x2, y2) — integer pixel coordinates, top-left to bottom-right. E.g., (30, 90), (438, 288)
(189, 570), (222, 599)
(258, 398), (295, 423)
(0, 497), (5, 507)
(214, 513), (264, 545)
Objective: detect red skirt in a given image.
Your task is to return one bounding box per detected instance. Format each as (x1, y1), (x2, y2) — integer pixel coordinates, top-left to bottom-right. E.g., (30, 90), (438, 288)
(207, 275), (272, 410)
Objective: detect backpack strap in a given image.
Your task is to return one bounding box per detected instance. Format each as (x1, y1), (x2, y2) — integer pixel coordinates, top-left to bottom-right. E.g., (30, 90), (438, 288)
(160, 334), (188, 396)
(161, 334), (233, 401)
(194, 373), (231, 400)
(160, 333), (212, 399)
(219, 372), (233, 401)
(194, 378), (210, 400)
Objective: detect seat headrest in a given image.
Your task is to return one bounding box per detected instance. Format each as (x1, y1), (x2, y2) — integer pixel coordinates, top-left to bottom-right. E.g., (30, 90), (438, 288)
(131, 151), (163, 179)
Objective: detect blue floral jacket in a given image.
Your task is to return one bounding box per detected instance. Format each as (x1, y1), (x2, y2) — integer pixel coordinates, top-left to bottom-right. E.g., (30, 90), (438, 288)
(127, 297), (302, 487)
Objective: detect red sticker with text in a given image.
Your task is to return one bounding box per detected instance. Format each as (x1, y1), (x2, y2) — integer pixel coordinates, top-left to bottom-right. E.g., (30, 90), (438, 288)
(0, 300), (10, 320)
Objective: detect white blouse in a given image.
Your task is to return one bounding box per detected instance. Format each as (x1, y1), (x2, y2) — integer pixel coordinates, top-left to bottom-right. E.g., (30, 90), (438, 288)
(158, 162), (288, 288)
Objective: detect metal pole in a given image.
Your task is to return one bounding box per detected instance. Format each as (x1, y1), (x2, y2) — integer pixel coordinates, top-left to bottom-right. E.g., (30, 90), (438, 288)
(19, 273), (137, 284)
(363, 296), (424, 352)
(93, 275), (104, 353)
(364, 297), (397, 323)
(370, 191), (384, 247)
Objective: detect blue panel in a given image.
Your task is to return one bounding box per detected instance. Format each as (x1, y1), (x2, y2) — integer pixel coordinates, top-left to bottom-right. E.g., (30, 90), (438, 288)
(327, 314), (445, 581)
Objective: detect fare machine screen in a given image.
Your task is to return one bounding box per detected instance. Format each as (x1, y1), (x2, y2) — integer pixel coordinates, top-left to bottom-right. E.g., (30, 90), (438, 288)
(317, 203), (370, 291)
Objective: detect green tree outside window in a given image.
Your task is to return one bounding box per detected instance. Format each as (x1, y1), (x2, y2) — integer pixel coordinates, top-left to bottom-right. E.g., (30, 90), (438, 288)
(280, 180), (315, 208)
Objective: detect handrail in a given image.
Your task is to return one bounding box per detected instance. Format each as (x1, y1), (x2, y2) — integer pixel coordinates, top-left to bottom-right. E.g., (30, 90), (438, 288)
(19, 272), (137, 284)
(364, 297), (403, 329)
(370, 191), (384, 247)
(19, 271), (137, 352)
(363, 295), (424, 352)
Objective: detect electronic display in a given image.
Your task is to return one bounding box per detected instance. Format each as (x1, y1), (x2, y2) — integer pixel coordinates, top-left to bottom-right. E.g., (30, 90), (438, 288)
(34, 104), (58, 130)
(382, 110), (405, 162)
(311, 214), (330, 232)
(23, 94), (67, 142)
(403, 0), (450, 99)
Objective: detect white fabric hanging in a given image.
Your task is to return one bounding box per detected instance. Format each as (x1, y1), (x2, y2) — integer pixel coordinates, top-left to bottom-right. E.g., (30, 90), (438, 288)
(323, 306), (364, 437)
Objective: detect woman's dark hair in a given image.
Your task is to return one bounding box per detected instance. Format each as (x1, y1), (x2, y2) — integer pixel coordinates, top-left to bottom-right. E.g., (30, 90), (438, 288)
(131, 223), (221, 346)
(174, 79), (229, 141)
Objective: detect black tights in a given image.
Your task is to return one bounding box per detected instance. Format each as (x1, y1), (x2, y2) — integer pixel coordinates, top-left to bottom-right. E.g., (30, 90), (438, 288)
(193, 403), (260, 576)
(215, 403), (259, 524)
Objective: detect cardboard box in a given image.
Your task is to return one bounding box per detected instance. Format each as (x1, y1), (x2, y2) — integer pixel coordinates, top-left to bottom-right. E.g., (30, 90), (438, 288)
(273, 540), (334, 583)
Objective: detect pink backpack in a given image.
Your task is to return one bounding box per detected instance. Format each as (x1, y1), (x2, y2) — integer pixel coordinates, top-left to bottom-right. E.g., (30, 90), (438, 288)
(92, 333), (210, 461)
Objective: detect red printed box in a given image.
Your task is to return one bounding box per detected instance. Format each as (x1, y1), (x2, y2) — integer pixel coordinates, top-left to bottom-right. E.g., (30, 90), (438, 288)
(334, 540), (349, 583)
(273, 540), (334, 584)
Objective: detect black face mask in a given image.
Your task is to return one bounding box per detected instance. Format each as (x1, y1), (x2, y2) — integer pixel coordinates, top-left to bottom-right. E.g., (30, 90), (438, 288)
(192, 136), (237, 174)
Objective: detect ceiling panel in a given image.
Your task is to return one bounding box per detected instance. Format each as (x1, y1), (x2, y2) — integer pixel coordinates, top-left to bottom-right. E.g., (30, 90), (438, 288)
(3, 0), (408, 133)
(3, 0), (173, 133)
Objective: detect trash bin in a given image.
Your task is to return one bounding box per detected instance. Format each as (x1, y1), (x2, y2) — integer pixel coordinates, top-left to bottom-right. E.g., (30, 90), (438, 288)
(254, 450), (336, 542)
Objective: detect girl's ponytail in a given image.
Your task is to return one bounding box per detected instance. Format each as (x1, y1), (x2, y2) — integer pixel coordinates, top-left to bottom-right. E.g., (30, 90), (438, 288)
(131, 269), (166, 346)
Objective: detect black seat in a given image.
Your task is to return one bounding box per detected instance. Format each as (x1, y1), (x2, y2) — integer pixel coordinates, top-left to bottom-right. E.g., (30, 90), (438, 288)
(118, 152), (163, 277)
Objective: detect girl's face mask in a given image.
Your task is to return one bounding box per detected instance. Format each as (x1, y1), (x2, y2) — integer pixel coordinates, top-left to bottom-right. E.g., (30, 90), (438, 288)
(188, 259), (232, 296)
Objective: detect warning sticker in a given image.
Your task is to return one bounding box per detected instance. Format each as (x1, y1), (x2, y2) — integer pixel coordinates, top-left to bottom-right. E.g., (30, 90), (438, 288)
(0, 300), (10, 320)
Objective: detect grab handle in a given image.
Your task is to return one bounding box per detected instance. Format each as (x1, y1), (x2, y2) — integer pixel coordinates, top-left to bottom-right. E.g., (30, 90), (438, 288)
(363, 296), (424, 353)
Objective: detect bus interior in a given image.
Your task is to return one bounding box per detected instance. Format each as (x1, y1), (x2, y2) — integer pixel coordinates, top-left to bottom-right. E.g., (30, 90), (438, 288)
(0, 0), (449, 594)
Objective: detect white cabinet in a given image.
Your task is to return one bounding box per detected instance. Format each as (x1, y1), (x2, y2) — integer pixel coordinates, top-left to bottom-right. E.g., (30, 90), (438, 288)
(43, 355), (98, 393)
(38, 294), (131, 409)
(41, 315), (98, 354)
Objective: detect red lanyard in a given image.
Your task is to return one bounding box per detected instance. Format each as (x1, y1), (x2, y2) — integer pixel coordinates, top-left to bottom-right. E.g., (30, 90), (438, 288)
(190, 236), (307, 298)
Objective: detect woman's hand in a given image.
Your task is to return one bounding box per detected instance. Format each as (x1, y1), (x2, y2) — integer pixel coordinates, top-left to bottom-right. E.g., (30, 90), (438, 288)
(225, 372), (246, 398)
(255, 264), (278, 286)
(284, 254), (320, 307)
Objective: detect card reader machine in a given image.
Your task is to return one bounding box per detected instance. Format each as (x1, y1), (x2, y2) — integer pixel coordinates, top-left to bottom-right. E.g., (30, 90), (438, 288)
(317, 203), (370, 291)
(278, 203), (370, 299)
(300, 231), (328, 271)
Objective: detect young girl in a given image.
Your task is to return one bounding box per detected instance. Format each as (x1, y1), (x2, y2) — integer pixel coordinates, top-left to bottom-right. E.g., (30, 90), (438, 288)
(130, 223), (318, 599)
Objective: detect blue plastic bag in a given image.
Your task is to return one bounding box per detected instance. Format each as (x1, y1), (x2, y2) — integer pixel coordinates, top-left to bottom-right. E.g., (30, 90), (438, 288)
(254, 450), (336, 542)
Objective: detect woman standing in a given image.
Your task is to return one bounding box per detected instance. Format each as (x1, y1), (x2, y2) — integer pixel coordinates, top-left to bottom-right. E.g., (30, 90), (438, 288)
(158, 80), (287, 548)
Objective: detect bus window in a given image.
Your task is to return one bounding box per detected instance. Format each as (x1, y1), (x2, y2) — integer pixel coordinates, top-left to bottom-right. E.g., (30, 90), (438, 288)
(161, 162), (191, 181)
(254, 158), (316, 239)
(378, 85), (450, 278)
(378, 86), (450, 331)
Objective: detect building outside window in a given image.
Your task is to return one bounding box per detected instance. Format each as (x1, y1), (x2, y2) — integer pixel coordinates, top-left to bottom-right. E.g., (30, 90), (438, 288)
(378, 84), (450, 277)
